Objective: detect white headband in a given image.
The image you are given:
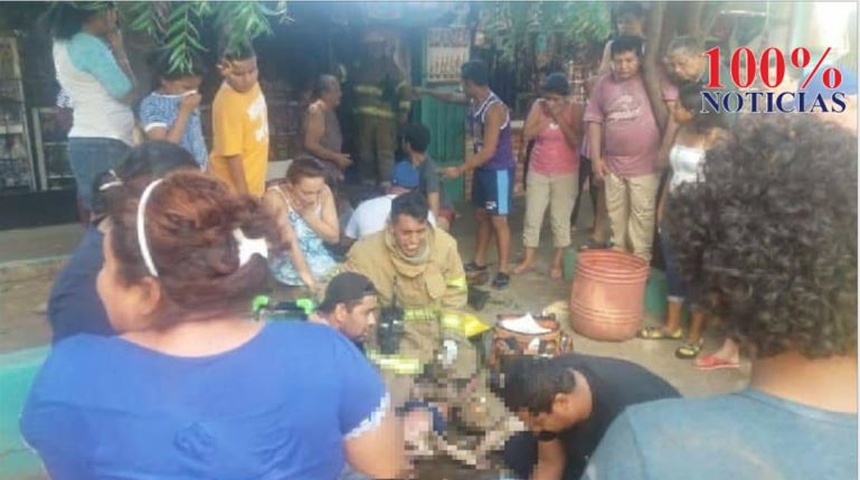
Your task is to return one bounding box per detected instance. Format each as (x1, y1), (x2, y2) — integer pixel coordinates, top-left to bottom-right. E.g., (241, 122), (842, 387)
(135, 179), (269, 278)
(136, 179), (163, 277)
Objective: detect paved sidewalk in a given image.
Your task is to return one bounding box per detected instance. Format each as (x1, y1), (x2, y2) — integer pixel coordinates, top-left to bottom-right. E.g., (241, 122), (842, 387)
(0, 223), (81, 265)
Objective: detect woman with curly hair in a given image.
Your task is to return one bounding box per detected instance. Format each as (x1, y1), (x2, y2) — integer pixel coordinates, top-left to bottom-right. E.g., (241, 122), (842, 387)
(637, 83), (728, 361)
(584, 114), (857, 479)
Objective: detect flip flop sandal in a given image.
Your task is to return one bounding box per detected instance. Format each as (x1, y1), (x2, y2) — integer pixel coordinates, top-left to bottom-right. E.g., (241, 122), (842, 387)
(675, 339), (704, 359)
(694, 354), (741, 370)
(637, 326), (683, 340)
(464, 261), (488, 272)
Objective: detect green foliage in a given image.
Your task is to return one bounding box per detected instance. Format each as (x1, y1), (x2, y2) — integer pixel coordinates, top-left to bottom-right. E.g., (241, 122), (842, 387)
(481, 1), (612, 65)
(123, 1), (289, 75)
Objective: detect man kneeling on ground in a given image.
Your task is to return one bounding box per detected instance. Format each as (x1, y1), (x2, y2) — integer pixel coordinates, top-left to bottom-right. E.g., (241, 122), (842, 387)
(310, 272), (378, 352)
(491, 354), (679, 479)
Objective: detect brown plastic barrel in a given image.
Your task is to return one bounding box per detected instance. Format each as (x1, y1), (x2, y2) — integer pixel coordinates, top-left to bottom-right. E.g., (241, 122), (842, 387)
(569, 249), (649, 341)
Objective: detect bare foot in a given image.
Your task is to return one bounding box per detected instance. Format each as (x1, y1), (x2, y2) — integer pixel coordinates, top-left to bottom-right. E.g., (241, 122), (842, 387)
(513, 262), (533, 275)
(550, 267), (563, 279)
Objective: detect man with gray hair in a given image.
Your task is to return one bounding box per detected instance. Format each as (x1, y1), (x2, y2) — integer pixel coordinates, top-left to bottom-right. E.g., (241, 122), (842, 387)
(303, 74), (351, 183)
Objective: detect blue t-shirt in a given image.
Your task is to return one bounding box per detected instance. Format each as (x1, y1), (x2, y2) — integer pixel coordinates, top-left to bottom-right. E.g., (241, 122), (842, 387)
(139, 92), (208, 168)
(21, 322), (388, 480)
(47, 225), (113, 342)
(583, 388), (858, 480)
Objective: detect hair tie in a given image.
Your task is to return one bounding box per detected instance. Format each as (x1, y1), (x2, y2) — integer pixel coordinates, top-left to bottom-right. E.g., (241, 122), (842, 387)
(98, 169), (123, 191)
(233, 229), (269, 266)
(136, 179), (163, 277)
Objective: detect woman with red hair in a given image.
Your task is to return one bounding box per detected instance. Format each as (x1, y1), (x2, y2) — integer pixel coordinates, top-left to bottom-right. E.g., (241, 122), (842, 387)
(22, 171), (403, 479)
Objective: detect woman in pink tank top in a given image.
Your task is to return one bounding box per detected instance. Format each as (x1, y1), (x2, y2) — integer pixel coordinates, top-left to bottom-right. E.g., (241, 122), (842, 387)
(515, 73), (583, 278)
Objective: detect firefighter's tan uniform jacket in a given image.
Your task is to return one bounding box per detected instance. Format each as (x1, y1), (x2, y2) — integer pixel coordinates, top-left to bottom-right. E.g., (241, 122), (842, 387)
(352, 56), (411, 122)
(345, 227), (482, 379)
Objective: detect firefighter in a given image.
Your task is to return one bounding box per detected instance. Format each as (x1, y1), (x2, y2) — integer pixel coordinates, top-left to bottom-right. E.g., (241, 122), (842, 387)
(344, 191), (485, 391)
(351, 30), (412, 186)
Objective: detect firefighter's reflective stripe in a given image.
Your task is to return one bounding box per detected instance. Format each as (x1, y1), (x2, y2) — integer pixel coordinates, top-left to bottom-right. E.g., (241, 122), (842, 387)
(442, 311), (491, 338)
(446, 275), (468, 292)
(355, 84), (383, 96)
(354, 106), (395, 119)
(401, 308), (490, 338)
(404, 307), (436, 321)
(399, 101), (412, 111)
(366, 350), (423, 375)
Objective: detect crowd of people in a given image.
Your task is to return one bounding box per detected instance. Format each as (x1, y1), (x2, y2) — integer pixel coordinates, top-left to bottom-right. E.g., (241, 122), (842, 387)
(20, 1), (858, 479)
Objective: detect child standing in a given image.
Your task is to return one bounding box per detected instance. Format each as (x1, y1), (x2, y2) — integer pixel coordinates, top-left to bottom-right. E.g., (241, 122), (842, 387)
(209, 42), (269, 196)
(139, 52), (207, 169)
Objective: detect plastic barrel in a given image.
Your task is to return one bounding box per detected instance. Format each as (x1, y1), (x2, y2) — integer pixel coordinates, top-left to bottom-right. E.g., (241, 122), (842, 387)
(569, 250), (649, 341)
(562, 247), (578, 281)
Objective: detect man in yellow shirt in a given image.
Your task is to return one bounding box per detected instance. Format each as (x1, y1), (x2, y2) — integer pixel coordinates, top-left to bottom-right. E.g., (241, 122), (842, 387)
(209, 42), (269, 196)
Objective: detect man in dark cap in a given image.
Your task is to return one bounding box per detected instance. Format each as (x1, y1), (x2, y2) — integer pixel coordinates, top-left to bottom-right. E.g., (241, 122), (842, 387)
(311, 272), (378, 350)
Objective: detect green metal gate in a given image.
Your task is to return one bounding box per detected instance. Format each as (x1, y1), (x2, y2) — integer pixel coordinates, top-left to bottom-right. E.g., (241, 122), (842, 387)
(419, 98), (466, 206)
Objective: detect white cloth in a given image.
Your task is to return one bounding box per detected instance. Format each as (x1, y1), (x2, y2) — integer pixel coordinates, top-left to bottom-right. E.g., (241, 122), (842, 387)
(668, 144), (706, 192)
(344, 194), (436, 240)
(498, 313), (552, 334)
(53, 41), (134, 145)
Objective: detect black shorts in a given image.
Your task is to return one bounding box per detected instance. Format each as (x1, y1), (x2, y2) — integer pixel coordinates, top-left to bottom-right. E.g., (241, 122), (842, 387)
(472, 167), (514, 216)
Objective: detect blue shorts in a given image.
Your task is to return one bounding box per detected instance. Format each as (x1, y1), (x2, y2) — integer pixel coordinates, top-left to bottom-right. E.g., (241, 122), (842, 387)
(472, 167), (514, 216)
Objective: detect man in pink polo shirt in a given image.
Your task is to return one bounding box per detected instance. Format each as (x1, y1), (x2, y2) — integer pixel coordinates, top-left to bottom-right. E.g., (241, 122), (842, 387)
(584, 35), (677, 262)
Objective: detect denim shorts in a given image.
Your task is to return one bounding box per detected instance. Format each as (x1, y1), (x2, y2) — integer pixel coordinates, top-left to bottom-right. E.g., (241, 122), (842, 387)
(68, 137), (132, 210)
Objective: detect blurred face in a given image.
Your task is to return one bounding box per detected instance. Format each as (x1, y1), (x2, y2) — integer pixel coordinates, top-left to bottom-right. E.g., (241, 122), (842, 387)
(97, 228), (157, 332)
(86, 8), (118, 37)
(336, 295), (378, 341)
(612, 50), (641, 80)
(289, 175), (326, 209)
(461, 78), (480, 100)
(516, 405), (571, 435)
(161, 75), (202, 95)
(541, 93), (567, 116)
(616, 13), (645, 37)
(672, 100), (695, 124)
(220, 57), (258, 93)
(322, 80), (342, 107)
(390, 213), (429, 258)
(665, 50), (706, 83)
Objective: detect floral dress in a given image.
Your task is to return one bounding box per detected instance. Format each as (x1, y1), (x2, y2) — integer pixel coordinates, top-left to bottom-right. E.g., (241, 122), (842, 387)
(268, 187), (338, 286)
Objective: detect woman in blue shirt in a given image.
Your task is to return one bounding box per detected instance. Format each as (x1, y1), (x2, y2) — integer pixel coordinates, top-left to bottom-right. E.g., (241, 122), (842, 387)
(24, 170), (404, 479)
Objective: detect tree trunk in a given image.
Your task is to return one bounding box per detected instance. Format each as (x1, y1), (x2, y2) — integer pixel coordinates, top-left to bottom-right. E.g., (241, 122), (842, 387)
(642, 1), (668, 130)
(642, 1), (704, 132)
(684, 2), (707, 40)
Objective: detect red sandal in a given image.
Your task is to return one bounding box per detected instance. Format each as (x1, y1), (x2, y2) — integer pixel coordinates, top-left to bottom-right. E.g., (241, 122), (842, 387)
(694, 354), (740, 371)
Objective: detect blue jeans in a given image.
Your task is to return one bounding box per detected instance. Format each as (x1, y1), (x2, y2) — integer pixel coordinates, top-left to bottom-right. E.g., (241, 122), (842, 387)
(660, 222), (691, 304)
(68, 138), (131, 210)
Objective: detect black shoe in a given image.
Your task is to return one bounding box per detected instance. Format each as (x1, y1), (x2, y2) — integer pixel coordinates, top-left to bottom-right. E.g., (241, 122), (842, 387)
(491, 272), (510, 289)
(464, 261), (488, 273)
(467, 286), (490, 311)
